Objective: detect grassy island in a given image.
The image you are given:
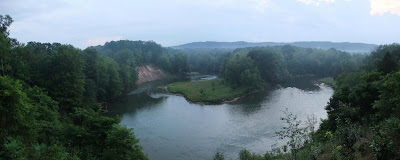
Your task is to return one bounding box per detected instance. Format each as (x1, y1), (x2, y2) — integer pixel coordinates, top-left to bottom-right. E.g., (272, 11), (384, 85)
(167, 78), (251, 103)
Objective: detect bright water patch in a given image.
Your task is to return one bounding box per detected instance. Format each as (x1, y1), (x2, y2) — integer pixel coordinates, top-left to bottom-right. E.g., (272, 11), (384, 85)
(109, 76), (333, 160)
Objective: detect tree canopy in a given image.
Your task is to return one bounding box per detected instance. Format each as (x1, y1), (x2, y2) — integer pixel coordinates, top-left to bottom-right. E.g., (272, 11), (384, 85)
(0, 15), (149, 160)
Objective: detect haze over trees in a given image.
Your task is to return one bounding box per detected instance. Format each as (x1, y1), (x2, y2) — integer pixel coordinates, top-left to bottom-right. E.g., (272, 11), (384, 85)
(91, 40), (189, 75)
(172, 41), (378, 53)
(216, 45), (364, 90)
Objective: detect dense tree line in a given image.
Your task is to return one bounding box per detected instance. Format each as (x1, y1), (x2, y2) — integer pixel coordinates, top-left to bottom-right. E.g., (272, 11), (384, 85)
(178, 44), (365, 91)
(222, 54), (265, 89)
(0, 15), (196, 159)
(314, 44), (400, 159)
(92, 40), (189, 75)
(219, 45), (365, 89)
(186, 52), (232, 74)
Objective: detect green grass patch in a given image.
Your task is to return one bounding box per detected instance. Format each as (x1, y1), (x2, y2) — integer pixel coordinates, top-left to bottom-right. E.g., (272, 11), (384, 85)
(167, 78), (250, 103)
(318, 77), (336, 88)
(186, 72), (200, 76)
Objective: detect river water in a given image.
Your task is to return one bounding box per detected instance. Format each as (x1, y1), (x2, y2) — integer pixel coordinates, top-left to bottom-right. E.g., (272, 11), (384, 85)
(109, 76), (334, 160)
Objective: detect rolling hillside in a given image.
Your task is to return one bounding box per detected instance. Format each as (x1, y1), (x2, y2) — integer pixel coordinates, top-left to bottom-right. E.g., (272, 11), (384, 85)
(171, 41), (378, 53)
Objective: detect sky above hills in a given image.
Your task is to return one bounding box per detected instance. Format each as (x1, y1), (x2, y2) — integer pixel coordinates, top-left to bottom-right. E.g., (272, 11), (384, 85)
(1, 0), (400, 49)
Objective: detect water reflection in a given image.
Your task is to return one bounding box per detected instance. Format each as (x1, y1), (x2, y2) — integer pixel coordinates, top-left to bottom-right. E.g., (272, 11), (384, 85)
(229, 90), (273, 115)
(109, 92), (165, 115)
(283, 76), (322, 91)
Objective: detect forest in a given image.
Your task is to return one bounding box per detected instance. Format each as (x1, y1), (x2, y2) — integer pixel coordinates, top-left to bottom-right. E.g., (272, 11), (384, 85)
(1, 13), (400, 160)
(0, 15), (190, 159)
(184, 45), (364, 91)
(171, 41), (377, 53)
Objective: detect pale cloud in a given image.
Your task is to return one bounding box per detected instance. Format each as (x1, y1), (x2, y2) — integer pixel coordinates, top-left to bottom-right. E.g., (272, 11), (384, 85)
(250, 0), (270, 12)
(370, 0), (400, 16)
(83, 36), (122, 47)
(1, 0), (399, 48)
(297, 0), (335, 6)
(175, 0), (270, 12)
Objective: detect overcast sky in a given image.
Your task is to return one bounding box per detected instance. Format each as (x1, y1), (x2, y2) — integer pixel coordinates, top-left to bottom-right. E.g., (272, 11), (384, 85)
(1, 0), (400, 49)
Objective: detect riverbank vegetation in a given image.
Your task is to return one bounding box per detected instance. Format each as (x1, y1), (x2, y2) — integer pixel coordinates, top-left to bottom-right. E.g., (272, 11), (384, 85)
(168, 79), (254, 103)
(220, 46), (365, 88)
(171, 44), (364, 104)
(215, 44), (400, 160)
(318, 77), (336, 88)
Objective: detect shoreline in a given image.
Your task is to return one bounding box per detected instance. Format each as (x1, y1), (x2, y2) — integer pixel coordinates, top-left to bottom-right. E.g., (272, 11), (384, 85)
(163, 84), (265, 105)
(315, 77), (336, 89)
(159, 75), (333, 105)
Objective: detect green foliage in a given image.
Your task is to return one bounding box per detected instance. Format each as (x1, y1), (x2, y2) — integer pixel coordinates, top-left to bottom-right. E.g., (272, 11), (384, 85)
(169, 53), (189, 74)
(223, 54), (265, 88)
(92, 40), (189, 75)
(102, 125), (148, 160)
(276, 109), (315, 160)
(370, 117), (400, 159)
(233, 46), (362, 78)
(61, 108), (147, 159)
(0, 76), (36, 142)
(238, 149), (265, 160)
(64, 108), (118, 159)
(221, 46), (362, 90)
(311, 44), (400, 159)
(0, 15), (13, 76)
(318, 77), (336, 88)
(248, 50), (289, 84)
(25, 86), (61, 144)
(47, 45), (85, 111)
(377, 52), (397, 74)
(362, 43), (400, 72)
(3, 42), (87, 112)
(335, 71), (362, 88)
(82, 48), (99, 104)
(95, 56), (123, 101)
(0, 15), (149, 160)
(167, 79), (252, 103)
(325, 71), (381, 130)
(187, 52), (232, 74)
(229, 60), (400, 160)
(239, 149), (253, 160)
(213, 151), (225, 160)
(373, 71), (400, 119)
(110, 49), (137, 90)
(239, 69), (265, 89)
(0, 74), (148, 159)
(0, 137), (25, 160)
(28, 144), (73, 160)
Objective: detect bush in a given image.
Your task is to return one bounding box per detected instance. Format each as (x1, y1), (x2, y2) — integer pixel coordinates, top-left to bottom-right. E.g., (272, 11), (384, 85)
(213, 151), (224, 160)
(239, 149), (265, 160)
(370, 117), (400, 159)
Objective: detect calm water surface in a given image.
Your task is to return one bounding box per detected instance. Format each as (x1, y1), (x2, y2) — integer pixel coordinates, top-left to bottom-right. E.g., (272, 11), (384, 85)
(109, 76), (334, 160)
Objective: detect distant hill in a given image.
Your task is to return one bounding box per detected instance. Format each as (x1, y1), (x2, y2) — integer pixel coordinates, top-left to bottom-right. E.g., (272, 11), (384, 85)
(171, 41), (378, 53)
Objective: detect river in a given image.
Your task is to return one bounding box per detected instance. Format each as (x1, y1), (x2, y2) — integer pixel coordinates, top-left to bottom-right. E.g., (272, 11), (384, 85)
(108, 76), (334, 160)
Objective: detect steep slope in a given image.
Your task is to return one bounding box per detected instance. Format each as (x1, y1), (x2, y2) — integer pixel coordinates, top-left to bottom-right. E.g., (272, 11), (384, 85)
(136, 65), (166, 85)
